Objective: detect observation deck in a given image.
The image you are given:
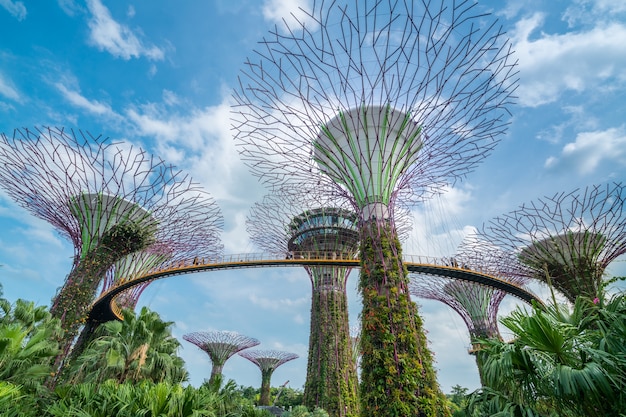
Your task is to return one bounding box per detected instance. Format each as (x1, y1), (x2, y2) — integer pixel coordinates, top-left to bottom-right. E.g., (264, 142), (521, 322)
(89, 252), (544, 322)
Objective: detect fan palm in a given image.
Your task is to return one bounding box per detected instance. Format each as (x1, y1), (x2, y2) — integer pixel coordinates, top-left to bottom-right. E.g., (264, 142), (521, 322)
(69, 306), (187, 384)
(469, 293), (626, 416)
(0, 298), (61, 392)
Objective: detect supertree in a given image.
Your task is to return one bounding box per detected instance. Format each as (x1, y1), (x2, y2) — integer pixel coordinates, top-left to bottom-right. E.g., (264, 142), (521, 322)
(408, 242), (531, 384)
(0, 127), (223, 369)
(248, 189), (414, 416)
(231, 0), (518, 414)
(472, 183), (626, 304)
(239, 349), (299, 406)
(183, 331), (260, 388)
(248, 190), (361, 416)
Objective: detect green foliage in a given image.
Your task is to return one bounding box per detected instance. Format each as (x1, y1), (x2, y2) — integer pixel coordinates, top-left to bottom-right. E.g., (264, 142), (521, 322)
(236, 385), (304, 409)
(358, 220), (451, 417)
(467, 293), (626, 417)
(0, 298), (61, 394)
(50, 217), (157, 369)
(48, 380), (240, 417)
(98, 219), (156, 256)
(67, 306), (187, 384)
(282, 405), (329, 417)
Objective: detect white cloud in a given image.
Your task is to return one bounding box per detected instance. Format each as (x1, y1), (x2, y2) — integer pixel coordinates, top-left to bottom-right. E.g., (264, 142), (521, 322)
(262, 0), (317, 32)
(544, 126), (626, 174)
(0, 72), (21, 101)
(248, 293), (308, 311)
(512, 14), (626, 107)
(55, 82), (120, 119)
(0, 0), (26, 21)
(85, 0), (164, 60)
(57, 0), (81, 16)
(563, 0), (626, 26)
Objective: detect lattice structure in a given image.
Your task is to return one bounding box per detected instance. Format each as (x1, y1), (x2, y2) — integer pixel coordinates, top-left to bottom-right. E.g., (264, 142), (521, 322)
(410, 243), (530, 343)
(409, 241), (531, 384)
(248, 190), (360, 415)
(0, 127), (223, 370)
(239, 349), (299, 406)
(472, 183), (626, 303)
(183, 331), (260, 387)
(232, 1), (517, 415)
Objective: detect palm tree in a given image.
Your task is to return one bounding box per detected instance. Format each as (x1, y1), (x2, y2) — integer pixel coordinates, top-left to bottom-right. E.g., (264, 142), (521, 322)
(69, 306), (187, 384)
(468, 292), (626, 416)
(0, 298), (61, 393)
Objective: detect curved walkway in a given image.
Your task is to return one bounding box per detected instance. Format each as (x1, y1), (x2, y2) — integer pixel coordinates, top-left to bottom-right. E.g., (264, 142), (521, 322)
(89, 252), (543, 322)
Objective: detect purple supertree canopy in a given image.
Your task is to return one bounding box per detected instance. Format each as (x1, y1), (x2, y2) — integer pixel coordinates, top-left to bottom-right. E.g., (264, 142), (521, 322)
(471, 182), (626, 303)
(409, 242), (530, 342)
(232, 0), (518, 217)
(183, 331), (260, 362)
(239, 349), (299, 373)
(0, 127), (224, 263)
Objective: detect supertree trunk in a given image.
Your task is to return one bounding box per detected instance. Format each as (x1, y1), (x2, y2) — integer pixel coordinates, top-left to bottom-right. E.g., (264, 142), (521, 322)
(51, 220), (154, 363)
(304, 272), (359, 417)
(259, 368), (273, 406)
(359, 219), (449, 417)
(239, 350), (299, 408)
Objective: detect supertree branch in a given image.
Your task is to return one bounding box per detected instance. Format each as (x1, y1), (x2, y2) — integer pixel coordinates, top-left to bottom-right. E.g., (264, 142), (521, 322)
(239, 349), (299, 406)
(183, 331), (260, 387)
(99, 186), (226, 310)
(232, 0), (518, 208)
(247, 189), (360, 416)
(473, 182), (626, 304)
(0, 126), (224, 374)
(409, 241), (531, 344)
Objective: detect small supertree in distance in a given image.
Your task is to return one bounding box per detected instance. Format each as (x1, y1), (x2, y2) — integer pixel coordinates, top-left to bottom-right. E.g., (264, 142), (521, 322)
(239, 349), (299, 407)
(183, 331), (260, 388)
(232, 1), (518, 415)
(0, 127), (223, 371)
(408, 241), (531, 384)
(472, 182), (626, 304)
(248, 190), (361, 416)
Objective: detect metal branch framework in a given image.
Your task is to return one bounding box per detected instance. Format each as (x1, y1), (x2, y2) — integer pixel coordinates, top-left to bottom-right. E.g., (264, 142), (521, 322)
(0, 126), (224, 371)
(183, 331), (260, 387)
(472, 182), (626, 303)
(239, 349), (299, 406)
(410, 242), (530, 344)
(247, 189), (360, 415)
(232, 0), (518, 212)
(232, 1), (517, 414)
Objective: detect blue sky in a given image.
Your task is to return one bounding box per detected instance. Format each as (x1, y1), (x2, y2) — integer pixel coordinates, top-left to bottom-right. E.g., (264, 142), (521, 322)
(1, 0), (625, 394)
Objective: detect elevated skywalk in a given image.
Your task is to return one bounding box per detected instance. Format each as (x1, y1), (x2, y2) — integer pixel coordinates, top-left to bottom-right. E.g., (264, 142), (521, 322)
(89, 252), (544, 322)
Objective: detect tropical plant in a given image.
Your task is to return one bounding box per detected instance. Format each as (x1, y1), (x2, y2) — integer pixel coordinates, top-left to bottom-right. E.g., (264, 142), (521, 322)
(67, 306), (187, 384)
(280, 405), (330, 417)
(467, 292), (626, 417)
(0, 298), (61, 393)
(47, 379), (276, 417)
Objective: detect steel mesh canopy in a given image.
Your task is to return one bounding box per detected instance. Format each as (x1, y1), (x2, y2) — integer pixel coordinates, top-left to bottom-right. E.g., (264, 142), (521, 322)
(183, 331), (260, 365)
(239, 349), (299, 372)
(471, 182), (626, 303)
(0, 127), (224, 262)
(232, 0), (519, 216)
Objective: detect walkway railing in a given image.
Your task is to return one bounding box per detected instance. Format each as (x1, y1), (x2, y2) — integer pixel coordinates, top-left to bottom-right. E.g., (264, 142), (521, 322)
(90, 252), (543, 323)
